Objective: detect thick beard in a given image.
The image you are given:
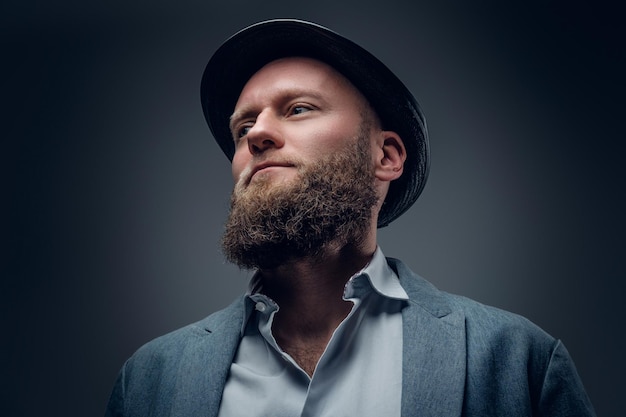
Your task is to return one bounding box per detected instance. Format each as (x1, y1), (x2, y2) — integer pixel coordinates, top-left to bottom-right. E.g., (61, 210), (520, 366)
(221, 124), (379, 270)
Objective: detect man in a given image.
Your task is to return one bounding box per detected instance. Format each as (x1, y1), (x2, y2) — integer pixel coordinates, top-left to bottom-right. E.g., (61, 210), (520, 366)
(106, 19), (595, 416)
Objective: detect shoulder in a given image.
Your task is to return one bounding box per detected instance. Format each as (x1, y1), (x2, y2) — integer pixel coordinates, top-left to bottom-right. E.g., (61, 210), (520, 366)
(106, 297), (246, 416)
(125, 296), (245, 369)
(388, 257), (556, 350)
(389, 258), (597, 415)
(447, 289), (554, 348)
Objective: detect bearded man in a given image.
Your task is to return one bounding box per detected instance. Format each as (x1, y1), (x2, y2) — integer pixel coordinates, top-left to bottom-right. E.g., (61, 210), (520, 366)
(105, 19), (595, 417)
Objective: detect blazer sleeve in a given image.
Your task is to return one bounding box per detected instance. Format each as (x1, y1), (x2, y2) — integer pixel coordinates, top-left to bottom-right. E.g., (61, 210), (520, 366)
(538, 340), (596, 417)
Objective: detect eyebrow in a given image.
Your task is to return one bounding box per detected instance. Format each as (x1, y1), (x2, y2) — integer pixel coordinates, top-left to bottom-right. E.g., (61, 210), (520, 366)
(229, 89), (328, 134)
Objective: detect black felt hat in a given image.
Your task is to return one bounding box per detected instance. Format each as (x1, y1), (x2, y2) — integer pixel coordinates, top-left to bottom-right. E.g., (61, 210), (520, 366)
(201, 19), (429, 227)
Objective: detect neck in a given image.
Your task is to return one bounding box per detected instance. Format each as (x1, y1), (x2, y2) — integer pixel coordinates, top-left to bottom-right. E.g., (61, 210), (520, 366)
(254, 213), (380, 376)
(258, 236), (377, 344)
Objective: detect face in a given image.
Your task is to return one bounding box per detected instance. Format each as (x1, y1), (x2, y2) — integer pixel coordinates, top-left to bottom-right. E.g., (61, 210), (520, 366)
(221, 57), (381, 269)
(229, 57), (374, 188)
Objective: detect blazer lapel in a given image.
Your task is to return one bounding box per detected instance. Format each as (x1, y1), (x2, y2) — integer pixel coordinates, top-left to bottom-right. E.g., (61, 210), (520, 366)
(168, 297), (245, 417)
(158, 263), (466, 416)
(389, 259), (466, 417)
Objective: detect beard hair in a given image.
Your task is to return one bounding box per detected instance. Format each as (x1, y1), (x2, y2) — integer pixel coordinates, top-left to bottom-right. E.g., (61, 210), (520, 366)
(221, 122), (379, 270)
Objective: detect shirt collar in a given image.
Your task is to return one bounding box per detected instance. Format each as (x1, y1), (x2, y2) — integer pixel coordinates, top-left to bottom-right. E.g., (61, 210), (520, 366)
(241, 246), (409, 335)
(343, 246), (409, 301)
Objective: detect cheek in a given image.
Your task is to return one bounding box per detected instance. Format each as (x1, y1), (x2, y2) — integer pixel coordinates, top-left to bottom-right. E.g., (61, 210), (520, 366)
(314, 116), (362, 148)
(231, 153), (248, 181)
(306, 128), (351, 153)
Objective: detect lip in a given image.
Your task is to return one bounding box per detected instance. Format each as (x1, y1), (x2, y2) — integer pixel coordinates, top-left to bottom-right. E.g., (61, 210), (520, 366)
(248, 161), (294, 183)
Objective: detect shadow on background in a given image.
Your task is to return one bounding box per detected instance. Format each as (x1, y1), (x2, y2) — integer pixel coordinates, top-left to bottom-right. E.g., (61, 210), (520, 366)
(4, 1), (624, 416)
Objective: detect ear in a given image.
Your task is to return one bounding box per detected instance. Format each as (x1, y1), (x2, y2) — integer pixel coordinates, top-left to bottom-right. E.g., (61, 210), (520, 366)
(374, 130), (406, 182)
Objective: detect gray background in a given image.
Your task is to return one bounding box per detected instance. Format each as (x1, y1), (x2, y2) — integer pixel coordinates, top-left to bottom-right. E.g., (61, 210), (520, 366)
(3, 1), (624, 416)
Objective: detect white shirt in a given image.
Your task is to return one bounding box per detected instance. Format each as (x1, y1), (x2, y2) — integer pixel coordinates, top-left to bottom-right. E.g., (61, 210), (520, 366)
(217, 247), (409, 417)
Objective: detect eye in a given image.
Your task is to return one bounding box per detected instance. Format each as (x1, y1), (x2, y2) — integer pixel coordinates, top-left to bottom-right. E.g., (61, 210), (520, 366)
(239, 126), (251, 137)
(235, 124), (252, 140)
(289, 104), (314, 116)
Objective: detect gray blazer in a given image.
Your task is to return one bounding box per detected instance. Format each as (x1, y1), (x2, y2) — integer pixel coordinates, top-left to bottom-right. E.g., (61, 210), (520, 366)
(105, 258), (595, 416)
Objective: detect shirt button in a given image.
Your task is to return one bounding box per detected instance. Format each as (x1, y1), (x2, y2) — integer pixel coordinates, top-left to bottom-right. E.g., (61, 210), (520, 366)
(255, 301), (267, 312)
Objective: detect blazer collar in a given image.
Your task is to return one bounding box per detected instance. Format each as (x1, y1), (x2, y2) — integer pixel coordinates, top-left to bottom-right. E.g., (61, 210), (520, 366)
(389, 258), (467, 417)
(167, 297), (246, 417)
(171, 259), (467, 417)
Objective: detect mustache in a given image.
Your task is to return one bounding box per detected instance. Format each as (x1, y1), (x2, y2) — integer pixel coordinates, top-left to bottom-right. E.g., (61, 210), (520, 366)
(237, 157), (300, 187)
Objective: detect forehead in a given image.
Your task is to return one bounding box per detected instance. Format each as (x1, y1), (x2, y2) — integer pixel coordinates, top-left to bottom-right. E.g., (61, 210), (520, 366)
(234, 57), (367, 108)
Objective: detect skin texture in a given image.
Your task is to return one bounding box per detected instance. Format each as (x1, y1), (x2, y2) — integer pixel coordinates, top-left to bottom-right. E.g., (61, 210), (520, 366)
(225, 57), (407, 375)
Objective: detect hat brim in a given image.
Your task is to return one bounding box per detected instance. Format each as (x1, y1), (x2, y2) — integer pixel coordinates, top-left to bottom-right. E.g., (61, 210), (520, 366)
(201, 19), (429, 227)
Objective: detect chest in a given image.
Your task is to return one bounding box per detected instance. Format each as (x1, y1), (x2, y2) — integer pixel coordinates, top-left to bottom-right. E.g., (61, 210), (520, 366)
(279, 342), (327, 377)
(217, 296), (406, 417)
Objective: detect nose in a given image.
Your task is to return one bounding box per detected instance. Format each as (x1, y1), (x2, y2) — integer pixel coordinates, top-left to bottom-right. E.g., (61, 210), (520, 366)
(245, 111), (284, 155)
